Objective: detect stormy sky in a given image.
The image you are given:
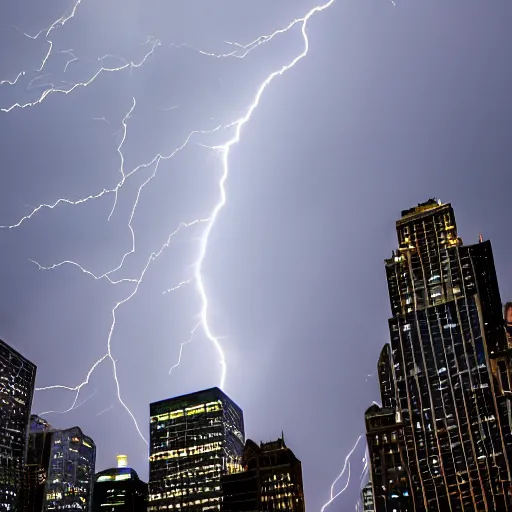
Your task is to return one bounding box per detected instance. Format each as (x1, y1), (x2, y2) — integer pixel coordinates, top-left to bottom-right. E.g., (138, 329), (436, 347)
(0, 0), (511, 509)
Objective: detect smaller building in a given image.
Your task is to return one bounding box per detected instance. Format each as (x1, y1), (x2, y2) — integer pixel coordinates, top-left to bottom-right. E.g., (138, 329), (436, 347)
(19, 420), (53, 512)
(92, 456), (148, 512)
(149, 387), (244, 511)
(20, 415), (96, 511)
(361, 482), (375, 512)
(221, 435), (305, 512)
(365, 404), (411, 512)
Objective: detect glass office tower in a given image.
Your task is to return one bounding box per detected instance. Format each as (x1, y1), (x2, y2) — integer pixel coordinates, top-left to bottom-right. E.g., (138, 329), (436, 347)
(367, 199), (512, 511)
(24, 416), (96, 511)
(44, 426), (96, 511)
(149, 387), (244, 511)
(0, 339), (37, 511)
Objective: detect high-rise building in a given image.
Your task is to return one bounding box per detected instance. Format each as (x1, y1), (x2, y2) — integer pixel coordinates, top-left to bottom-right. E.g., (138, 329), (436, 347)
(367, 199), (512, 511)
(221, 436), (305, 512)
(0, 339), (37, 511)
(92, 455), (148, 512)
(22, 415), (96, 511)
(148, 387), (244, 512)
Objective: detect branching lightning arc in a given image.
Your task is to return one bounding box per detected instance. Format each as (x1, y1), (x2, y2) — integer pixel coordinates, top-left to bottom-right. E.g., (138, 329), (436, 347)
(0, 0), (375, 508)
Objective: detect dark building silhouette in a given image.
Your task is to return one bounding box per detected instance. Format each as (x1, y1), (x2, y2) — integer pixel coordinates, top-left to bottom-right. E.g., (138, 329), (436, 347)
(92, 456), (148, 512)
(148, 387), (244, 511)
(361, 481), (375, 511)
(488, 300), (512, 494)
(365, 406), (410, 511)
(365, 345), (411, 512)
(20, 415), (96, 511)
(367, 199), (512, 511)
(221, 436), (305, 512)
(19, 417), (53, 512)
(0, 339), (37, 511)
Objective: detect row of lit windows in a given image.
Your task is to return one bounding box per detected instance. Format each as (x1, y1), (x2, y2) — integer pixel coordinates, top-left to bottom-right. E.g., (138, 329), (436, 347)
(149, 494), (220, 507)
(160, 465), (221, 484)
(150, 484), (221, 500)
(150, 442), (222, 462)
(151, 402), (223, 423)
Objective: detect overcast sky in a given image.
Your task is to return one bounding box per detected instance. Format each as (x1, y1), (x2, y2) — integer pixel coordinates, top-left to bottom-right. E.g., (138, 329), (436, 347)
(0, 0), (511, 510)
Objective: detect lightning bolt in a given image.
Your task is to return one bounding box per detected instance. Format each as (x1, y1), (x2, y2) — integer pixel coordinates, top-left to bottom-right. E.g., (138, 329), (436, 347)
(0, 0), (391, 507)
(96, 404), (115, 417)
(0, 38), (161, 113)
(2, 0), (336, 407)
(38, 388), (99, 417)
(0, 71), (25, 86)
(169, 323), (201, 376)
(321, 435), (364, 511)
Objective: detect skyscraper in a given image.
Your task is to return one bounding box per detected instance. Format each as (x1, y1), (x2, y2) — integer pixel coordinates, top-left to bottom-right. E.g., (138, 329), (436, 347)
(24, 415), (96, 511)
(221, 436), (305, 512)
(0, 339), (37, 511)
(367, 199), (512, 511)
(148, 387), (244, 511)
(92, 455), (148, 512)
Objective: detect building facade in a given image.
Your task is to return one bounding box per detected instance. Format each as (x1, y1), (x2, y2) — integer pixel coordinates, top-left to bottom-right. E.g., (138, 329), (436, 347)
(367, 199), (512, 511)
(19, 418), (54, 512)
(488, 301), (512, 487)
(22, 416), (96, 511)
(44, 425), (96, 511)
(149, 387), (244, 511)
(0, 339), (37, 511)
(365, 344), (411, 512)
(364, 403), (410, 511)
(92, 456), (148, 512)
(221, 436), (305, 512)
(361, 481), (375, 512)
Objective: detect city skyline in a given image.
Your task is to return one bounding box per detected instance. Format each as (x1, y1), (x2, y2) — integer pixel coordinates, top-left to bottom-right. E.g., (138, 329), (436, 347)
(1, 0), (511, 510)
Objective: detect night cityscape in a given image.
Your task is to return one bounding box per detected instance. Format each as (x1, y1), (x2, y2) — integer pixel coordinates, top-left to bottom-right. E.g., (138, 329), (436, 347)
(3, 199), (512, 511)
(0, 1), (511, 511)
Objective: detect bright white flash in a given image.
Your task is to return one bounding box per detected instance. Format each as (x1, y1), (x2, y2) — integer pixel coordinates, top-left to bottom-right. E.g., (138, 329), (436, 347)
(1, 0), (377, 507)
(1, 0), (337, 440)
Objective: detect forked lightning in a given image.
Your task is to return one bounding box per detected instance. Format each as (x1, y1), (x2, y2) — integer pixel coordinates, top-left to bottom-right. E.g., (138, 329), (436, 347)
(0, 0), (375, 508)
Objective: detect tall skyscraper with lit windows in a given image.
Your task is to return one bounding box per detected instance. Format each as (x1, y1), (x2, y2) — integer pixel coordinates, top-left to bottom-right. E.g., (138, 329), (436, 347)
(0, 339), (37, 511)
(148, 387), (244, 511)
(367, 199), (512, 511)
